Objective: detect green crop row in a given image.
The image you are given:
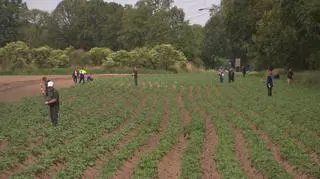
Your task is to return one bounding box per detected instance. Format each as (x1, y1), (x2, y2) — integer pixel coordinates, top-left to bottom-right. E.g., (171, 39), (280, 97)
(180, 88), (205, 179)
(193, 86), (247, 179)
(100, 93), (164, 178)
(133, 91), (181, 178)
(225, 88), (319, 177)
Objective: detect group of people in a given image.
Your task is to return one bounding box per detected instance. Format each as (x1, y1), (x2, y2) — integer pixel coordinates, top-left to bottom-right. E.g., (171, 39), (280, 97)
(217, 66), (245, 83)
(216, 65), (294, 97)
(72, 67), (93, 84)
(266, 68), (294, 96)
(40, 66), (139, 126)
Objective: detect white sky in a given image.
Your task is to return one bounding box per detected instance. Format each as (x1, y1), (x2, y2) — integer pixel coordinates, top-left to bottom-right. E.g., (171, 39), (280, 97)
(23, 0), (221, 25)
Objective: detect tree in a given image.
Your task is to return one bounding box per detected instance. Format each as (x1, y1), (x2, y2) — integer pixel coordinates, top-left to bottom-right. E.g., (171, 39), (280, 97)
(0, 0), (27, 47)
(203, 12), (229, 69)
(19, 9), (50, 47)
(48, 0), (86, 49)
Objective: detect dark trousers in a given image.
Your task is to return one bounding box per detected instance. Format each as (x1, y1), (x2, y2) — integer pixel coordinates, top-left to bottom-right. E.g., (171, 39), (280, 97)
(134, 76), (138, 86)
(243, 72), (246, 77)
(79, 74), (85, 84)
(49, 106), (59, 126)
(268, 87), (272, 96)
(219, 76), (223, 83)
(73, 76), (77, 83)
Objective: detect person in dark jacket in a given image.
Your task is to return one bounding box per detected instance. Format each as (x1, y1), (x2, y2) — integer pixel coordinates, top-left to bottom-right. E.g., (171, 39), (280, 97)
(242, 66), (246, 77)
(72, 68), (78, 83)
(287, 68), (294, 85)
(228, 68), (235, 83)
(45, 81), (60, 126)
(266, 68), (273, 96)
(133, 66), (138, 86)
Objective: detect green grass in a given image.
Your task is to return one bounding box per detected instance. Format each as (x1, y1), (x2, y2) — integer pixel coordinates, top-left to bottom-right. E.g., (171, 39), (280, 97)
(0, 73), (319, 179)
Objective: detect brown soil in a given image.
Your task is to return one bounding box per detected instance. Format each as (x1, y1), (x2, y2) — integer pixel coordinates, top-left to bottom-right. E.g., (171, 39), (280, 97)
(157, 135), (186, 179)
(0, 74), (129, 102)
(82, 96), (148, 179)
(111, 96), (170, 179)
(228, 123), (264, 179)
(101, 96), (147, 139)
(243, 114), (311, 179)
(0, 135), (44, 178)
(292, 138), (320, 165)
(187, 91), (221, 179)
(34, 161), (66, 179)
(157, 91), (189, 179)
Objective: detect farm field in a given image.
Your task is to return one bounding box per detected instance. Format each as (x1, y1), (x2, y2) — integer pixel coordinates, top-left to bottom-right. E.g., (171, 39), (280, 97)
(0, 73), (319, 179)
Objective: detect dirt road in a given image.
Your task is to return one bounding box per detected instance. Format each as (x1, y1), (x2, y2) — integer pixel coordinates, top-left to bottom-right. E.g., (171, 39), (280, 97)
(0, 74), (129, 102)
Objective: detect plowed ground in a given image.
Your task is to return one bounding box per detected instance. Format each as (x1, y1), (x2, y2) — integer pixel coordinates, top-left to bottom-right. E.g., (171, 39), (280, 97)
(0, 73), (319, 179)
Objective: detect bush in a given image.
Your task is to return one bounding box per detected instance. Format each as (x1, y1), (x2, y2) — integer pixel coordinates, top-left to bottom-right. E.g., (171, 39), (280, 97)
(32, 46), (54, 68)
(150, 44), (187, 71)
(89, 47), (113, 66)
(105, 50), (131, 67)
(0, 41), (32, 70)
(0, 42), (192, 73)
(129, 47), (152, 68)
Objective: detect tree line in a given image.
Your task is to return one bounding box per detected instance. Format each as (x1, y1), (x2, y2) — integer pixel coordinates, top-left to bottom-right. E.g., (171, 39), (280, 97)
(0, 0), (319, 71)
(203, 0), (320, 70)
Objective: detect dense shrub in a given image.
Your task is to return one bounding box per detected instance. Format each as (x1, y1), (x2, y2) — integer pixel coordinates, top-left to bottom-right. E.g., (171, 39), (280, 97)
(0, 41), (190, 73)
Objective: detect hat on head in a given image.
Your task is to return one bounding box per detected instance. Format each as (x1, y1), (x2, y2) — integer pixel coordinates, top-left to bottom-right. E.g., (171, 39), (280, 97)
(47, 81), (54, 87)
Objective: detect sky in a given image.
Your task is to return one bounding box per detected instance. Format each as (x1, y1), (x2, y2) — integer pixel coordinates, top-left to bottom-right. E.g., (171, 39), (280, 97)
(23, 0), (221, 25)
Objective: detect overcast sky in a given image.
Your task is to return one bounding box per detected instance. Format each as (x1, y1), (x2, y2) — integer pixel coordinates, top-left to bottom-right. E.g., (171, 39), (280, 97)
(23, 0), (221, 25)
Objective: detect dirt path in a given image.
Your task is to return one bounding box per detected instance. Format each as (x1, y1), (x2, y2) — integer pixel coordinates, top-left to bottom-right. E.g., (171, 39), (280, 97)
(187, 90), (221, 179)
(228, 123), (264, 179)
(158, 90), (189, 179)
(110, 97), (170, 179)
(0, 74), (129, 102)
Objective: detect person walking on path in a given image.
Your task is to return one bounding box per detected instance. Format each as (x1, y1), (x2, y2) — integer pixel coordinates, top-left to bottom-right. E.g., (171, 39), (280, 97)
(40, 77), (51, 97)
(266, 67), (274, 96)
(45, 81), (60, 126)
(133, 66), (138, 86)
(287, 68), (294, 85)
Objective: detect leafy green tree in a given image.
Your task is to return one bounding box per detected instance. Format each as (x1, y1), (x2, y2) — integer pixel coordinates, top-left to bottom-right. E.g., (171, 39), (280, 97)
(0, 0), (27, 47)
(19, 9), (50, 47)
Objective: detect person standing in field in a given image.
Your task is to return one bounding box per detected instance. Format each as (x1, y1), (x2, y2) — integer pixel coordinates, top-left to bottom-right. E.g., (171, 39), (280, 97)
(287, 68), (294, 85)
(266, 67), (274, 96)
(133, 66), (138, 86)
(79, 67), (87, 84)
(218, 69), (224, 83)
(45, 81), (60, 126)
(242, 66), (246, 77)
(228, 68), (235, 83)
(40, 77), (51, 97)
(72, 68), (78, 84)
